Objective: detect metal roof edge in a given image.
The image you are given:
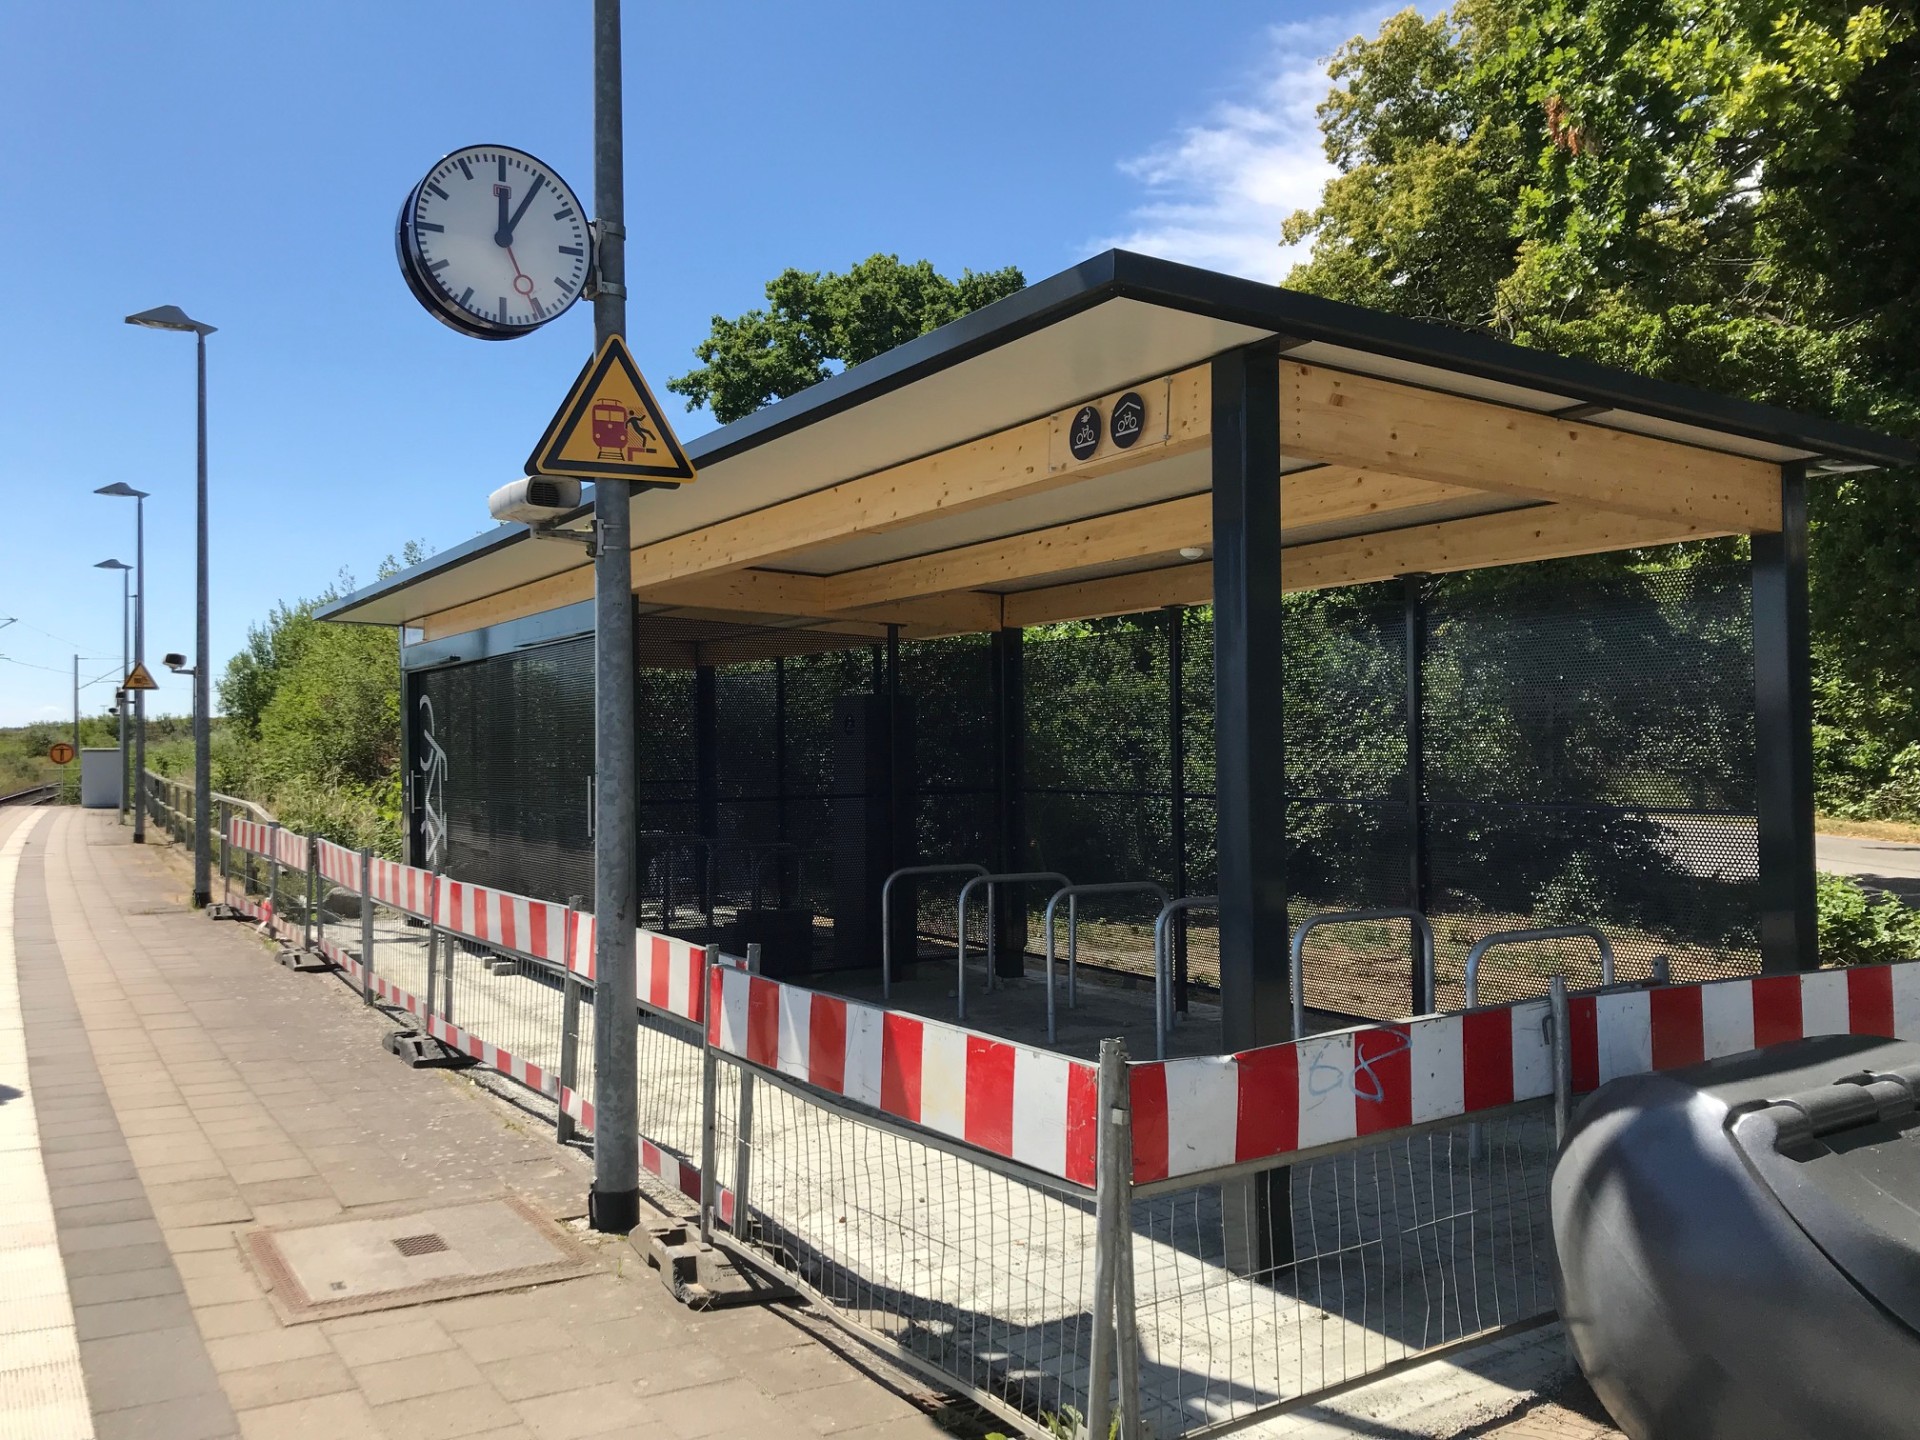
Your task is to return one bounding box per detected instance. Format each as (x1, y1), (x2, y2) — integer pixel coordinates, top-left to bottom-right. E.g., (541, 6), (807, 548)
(315, 522), (532, 623)
(1101, 251), (1917, 469)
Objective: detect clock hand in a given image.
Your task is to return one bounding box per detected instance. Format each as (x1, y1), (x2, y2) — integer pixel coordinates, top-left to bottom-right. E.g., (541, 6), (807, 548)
(493, 183), (512, 247)
(503, 175), (547, 244)
(506, 247), (537, 300)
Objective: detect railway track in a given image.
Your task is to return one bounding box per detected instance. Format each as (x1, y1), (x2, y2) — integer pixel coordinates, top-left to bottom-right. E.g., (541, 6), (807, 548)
(0, 783), (59, 806)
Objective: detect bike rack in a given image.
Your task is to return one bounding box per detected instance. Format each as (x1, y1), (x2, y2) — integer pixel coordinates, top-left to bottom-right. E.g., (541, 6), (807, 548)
(1041, 881), (1169, 1045)
(1289, 907), (1437, 1039)
(879, 863), (988, 1001)
(955, 871), (1070, 1021)
(1463, 925), (1615, 1007)
(1153, 895), (1217, 1060)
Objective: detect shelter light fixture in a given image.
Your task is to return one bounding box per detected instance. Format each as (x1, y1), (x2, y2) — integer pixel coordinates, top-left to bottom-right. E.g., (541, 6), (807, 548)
(1179, 546), (1207, 561)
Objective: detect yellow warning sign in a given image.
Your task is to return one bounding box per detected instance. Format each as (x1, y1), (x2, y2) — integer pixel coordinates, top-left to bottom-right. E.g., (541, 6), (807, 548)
(526, 335), (696, 484)
(123, 662), (158, 691)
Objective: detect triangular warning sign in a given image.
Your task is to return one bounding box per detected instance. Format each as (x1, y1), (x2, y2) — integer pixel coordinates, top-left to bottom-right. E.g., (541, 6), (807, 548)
(526, 335), (696, 484)
(123, 662), (158, 691)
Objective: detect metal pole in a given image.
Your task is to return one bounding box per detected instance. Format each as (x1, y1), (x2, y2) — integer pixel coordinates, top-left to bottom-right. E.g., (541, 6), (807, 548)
(192, 330), (212, 907)
(1754, 462), (1817, 972)
(359, 850), (376, 1007)
(133, 495), (146, 844)
(589, 0), (640, 1235)
(217, 800), (229, 905)
(72, 653), (79, 764)
(1403, 573), (1430, 999)
(1084, 1037), (1129, 1440)
(1167, 605), (1188, 1018)
(118, 569), (128, 819)
(557, 896), (584, 1145)
(1549, 974), (1572, 1148)
(699, 949), (720, 1246)
(732, 942), (760, 1239)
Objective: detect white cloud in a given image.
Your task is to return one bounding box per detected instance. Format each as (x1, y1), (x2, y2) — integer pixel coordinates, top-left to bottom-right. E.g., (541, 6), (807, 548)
(1099, 11), (1392, 283)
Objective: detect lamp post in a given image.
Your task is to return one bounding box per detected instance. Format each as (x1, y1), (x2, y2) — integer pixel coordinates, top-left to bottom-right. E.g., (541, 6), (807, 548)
(127, 305), (215, 906)
(95, 484), (149, 841)
(94, 558), (132, 818)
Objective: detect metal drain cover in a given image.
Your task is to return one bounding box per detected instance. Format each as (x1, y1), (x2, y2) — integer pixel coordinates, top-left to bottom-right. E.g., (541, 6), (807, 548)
(243, 1196), (590, 1323)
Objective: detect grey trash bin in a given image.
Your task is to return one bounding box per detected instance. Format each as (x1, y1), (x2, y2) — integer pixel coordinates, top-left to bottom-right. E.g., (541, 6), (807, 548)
(1552, 1032), (1920, 1440)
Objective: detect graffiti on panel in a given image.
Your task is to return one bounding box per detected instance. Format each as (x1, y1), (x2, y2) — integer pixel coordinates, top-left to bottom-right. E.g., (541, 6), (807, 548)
(418, 694), (449, 870)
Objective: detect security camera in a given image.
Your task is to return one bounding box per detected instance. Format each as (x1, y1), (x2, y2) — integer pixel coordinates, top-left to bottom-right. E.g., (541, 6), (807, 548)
(489, 477), (583, 525)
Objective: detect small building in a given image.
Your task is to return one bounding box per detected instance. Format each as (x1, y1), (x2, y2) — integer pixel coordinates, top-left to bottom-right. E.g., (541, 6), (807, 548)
(320, 250), (1915, 1053)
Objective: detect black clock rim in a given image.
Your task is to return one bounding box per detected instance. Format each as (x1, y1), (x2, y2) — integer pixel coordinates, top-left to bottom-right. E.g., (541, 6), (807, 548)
(395, 143), (588, 341)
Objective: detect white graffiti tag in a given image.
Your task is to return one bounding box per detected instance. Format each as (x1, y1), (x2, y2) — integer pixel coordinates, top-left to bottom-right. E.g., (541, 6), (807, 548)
(417, 694), (449, 869)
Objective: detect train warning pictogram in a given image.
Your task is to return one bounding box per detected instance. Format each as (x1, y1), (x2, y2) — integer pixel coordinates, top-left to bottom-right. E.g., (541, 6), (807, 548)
(123, 662), (158, 691)
(526, 335), (694, 484)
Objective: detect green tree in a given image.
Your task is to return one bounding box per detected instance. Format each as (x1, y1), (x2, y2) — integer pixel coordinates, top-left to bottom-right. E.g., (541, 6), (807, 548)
(669, 254), (1026, 422)
(1283, 0), (1920, 815)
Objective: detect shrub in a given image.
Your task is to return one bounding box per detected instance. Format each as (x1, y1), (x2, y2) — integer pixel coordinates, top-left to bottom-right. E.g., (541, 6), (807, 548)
(1818, 872), (1920, 967)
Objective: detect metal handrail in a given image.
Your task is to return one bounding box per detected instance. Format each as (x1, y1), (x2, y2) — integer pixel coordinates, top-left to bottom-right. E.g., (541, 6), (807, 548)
(880, 863), (988, 1000)
(1463, 925), (1615, 1007)
(954, 870), (1070, 1021)
(1042, 881), (1168, 1044)
(1153, 896), (1217, 1059)
(1290, 907), (1437, 1038)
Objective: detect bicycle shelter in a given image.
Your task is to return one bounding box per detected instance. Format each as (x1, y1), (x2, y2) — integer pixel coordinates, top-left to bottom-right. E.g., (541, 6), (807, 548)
(319, 249), (1914, 1059)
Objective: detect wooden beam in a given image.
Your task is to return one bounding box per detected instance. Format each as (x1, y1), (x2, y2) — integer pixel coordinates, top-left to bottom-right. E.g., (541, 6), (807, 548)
(1005, 503), (1726, 627)
(1282, 363), (1783, 532)
(820, 467), (1477, 610)
(622, 365), (1211, 587)
(418, 568), (591, 642)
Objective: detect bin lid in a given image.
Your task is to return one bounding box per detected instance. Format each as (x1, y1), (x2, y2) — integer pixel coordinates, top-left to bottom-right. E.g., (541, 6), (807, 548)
(1687, 1034), (1920, 1335)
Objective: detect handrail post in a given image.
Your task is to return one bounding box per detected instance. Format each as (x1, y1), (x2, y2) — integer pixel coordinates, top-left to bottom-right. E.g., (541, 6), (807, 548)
(1290, 906), (1436, 1035)
(302, 836), (317, 954)
(1465, 925), (1617, 1008)
(217, 800), (230, 910)
(359, 850), (376, 1008)
(881, 863), (988, 1002)
(266, 822), (282, 942)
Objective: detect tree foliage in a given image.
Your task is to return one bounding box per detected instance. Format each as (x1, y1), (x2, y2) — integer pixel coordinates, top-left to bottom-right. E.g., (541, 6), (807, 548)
(668, 254), (1026, 423)
(1283, 0), (1920, 816)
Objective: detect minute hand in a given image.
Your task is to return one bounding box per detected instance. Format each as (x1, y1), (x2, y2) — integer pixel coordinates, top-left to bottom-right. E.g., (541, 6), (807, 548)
(503, 175), (547, 243)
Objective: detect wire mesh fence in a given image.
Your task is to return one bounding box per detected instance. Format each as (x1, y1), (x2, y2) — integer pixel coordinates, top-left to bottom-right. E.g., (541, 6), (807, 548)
(1130, 1108), (1556, 1436)
(713, 1057), (1104, 1435)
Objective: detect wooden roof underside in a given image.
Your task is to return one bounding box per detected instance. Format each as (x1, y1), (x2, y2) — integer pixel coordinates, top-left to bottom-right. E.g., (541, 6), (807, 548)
(415, 359), (1783, 652)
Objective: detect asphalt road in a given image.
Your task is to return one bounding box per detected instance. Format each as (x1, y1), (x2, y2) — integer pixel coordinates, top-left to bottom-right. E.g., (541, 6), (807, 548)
(1818, 832), (1920, 904)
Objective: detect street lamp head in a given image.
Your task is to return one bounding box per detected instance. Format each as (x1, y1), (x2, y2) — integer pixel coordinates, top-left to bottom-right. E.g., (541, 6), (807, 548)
(94, 558), (132, 571)
(162, 653), (193, 674)
(125, 304), (216, 337)
(94, 483), (149, 500)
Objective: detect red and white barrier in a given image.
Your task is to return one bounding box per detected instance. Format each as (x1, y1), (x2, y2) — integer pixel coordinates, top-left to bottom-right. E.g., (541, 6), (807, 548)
(273, 827), (308, 871)
(557, 1085), (735, 1226)
(707, 965), (1101, 1188)
(316, 838), (359, 890)
(367, 857), (435, 917)
(566, 915), (708, 1025)
(1131, 963), (1920, 1185)
(435, 879), (568, 966)
(229, 817), (273, 856)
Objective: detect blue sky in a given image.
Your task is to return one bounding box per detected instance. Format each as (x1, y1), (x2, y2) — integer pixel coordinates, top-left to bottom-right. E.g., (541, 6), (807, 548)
(0, 0), (1382, 726)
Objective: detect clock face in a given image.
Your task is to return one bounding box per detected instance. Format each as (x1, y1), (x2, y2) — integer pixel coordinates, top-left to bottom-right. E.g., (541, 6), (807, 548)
(396, 145), (589, 340)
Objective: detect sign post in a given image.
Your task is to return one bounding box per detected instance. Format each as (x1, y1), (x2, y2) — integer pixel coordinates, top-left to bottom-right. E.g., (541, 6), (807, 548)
(586, 0), (640, 1238)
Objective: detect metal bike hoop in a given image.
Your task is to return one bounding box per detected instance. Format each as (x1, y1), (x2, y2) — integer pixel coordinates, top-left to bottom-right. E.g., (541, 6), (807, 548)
(1464, 925), (1615, 1007)
(880, 863), (987, 1000)
(955, 871), (1069, 1021)
(1041, 882), (1168, 1045)
(1290, 907), (1437, 1038)
(1152, 895), (1217, 1060)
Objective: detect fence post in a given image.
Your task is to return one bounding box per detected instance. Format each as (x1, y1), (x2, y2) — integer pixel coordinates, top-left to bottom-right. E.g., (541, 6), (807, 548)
(266, 823), (282, 941)
(302, 837), (317, 954)
(1084, 1037), (1139, 1440)
(699, 943), (721, 1246)
(424, 876), (443, 1023)
(557, 896), (584, 1145)
(1549, 974), (1572, 1148)
(731, 942), (761, 1238)
(217, 801), (230, 909)
(359, 850), (376, 1007)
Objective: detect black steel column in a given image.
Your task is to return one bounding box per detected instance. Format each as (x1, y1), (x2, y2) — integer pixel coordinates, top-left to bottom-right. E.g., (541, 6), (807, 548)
(774, 656), (790, 907)
(1754, 464), (1817, 972)
(1167, 605), (1190, 1015)
(1403, 573), (1432, 1000)
(992, 625), (1027, 975)
(1211, 345), (1290, 1050)
(694, 663), (719, 925)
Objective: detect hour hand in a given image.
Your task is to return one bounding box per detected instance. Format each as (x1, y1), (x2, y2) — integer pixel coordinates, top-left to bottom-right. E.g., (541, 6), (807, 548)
(504, 175), (547, 243)
(493, 184), (512, 247)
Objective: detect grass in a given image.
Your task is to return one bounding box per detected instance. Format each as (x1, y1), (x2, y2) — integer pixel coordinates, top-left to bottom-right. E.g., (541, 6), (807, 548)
(1816, 813), (1920, 844)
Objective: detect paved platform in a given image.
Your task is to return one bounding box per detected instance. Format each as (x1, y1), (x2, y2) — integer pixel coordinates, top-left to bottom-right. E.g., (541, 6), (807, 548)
(0, 806), (1624, 1439)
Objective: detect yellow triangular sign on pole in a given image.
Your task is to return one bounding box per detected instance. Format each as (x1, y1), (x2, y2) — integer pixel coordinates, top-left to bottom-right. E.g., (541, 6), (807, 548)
(123, 662), (158, 691)
(526, 335), (696, 484)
